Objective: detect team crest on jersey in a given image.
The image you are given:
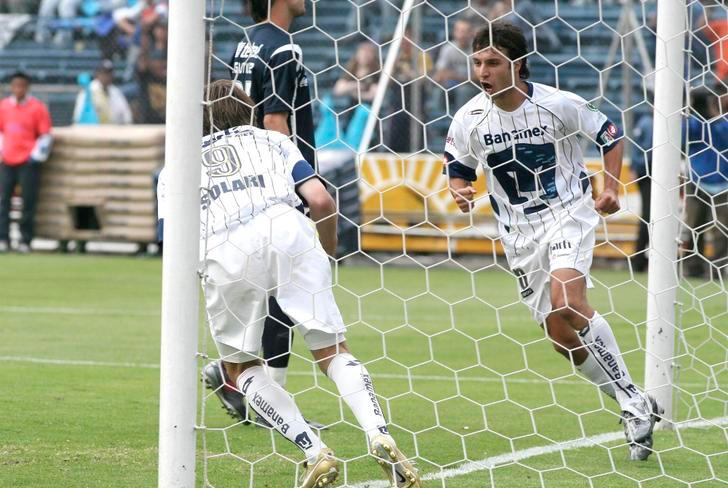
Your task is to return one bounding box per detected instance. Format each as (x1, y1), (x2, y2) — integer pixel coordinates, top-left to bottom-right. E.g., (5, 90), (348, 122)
(202, 144), (242, 177)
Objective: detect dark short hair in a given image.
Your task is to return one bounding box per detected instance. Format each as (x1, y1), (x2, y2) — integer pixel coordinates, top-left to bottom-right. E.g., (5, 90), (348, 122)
(9, 71), (31, 83)
(248, 0), (272, 23)
(204, 79), (256, 133)
(472, 22), (530, 80)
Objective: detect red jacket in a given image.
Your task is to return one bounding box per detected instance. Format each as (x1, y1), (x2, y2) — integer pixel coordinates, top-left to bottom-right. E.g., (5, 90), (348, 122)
(0, 95), (52, 166)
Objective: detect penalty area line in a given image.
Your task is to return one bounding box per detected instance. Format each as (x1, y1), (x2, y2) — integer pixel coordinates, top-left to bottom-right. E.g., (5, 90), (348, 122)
(350, 416), (728, 488)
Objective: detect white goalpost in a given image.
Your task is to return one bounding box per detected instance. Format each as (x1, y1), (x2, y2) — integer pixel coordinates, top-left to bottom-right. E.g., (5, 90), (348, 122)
(157, 0), (727, 486)
(644, 0), (687, 428)
(157, 0), (205, 486)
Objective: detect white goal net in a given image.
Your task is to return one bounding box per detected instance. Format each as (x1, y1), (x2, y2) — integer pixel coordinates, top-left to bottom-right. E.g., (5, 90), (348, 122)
(160, 0), (727, 486)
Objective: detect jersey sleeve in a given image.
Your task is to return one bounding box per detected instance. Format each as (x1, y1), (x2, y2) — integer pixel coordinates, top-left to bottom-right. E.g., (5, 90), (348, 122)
(276, 133), (314, 185)
(263, 44), (303, 115)
(442, 112), (479, 181)
(560, 91), (622, 154)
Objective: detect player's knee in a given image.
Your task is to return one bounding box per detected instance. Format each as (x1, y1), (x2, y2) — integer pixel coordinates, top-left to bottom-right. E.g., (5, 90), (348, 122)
(546, 318), (583, 358)
(551, 300), (588, 328)
(311, 341), (349, 373)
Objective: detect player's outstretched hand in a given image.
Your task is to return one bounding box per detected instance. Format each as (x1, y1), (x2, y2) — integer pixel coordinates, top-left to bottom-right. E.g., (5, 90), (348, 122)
(451, 186), (477, 213)
(595, 188), (620, 214)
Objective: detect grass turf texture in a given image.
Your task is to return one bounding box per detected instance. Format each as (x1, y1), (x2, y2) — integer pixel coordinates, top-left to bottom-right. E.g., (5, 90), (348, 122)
(0, 254), (725, 487)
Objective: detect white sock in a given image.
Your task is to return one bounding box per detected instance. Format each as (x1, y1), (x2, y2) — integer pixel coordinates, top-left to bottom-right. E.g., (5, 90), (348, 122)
(577, 312), (642, 412)
(576, 350), (617, 400)
(266, 366), (288, 389)
(326, 353), (391, 442)
(237, 366), (325, 463)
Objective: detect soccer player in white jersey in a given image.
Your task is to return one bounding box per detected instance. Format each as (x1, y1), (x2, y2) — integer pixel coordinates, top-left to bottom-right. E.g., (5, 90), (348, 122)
(443, 22), (662, 461)
(157, 80), (422, 488)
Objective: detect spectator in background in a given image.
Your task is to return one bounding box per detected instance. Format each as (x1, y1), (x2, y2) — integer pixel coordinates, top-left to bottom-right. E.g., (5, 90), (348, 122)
(98, 0), (167, 62)
(333, 41), (380, 104)
(73, 60), (132, 125)
(34, 0), (80, 45)
(706, 10), (728, 83)
(385, 31), (432, 153)
(433, 16), (475, 109)
(682, 86), (728, 278)
(317, 41), (380, 150)
(0, 72), (52, 253)
(133, 18), (167, 123)
(630, 95), (654, 273)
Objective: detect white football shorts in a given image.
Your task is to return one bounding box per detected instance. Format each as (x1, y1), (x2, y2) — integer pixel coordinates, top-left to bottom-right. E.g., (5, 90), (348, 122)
(202, 204), (346, 363)
(501, 199), (599, 324)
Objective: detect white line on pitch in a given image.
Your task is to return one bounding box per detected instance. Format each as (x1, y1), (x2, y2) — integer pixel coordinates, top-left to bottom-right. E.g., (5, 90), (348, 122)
(0, 355), (160, 369)
(0, 305), (159, 317)
(349, 416), (728, 488)
(0, 356), (715, 390)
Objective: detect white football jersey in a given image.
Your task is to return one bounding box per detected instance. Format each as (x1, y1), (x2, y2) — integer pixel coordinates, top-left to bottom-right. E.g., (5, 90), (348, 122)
(157, 125), (313, 239)
(444, 82), (620, 236)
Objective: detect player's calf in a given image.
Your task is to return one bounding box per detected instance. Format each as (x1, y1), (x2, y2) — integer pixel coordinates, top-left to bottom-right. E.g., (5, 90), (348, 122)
(312, 343), (421, 485)
(544, 317), (588, 364)
(236, 364), (330, 468)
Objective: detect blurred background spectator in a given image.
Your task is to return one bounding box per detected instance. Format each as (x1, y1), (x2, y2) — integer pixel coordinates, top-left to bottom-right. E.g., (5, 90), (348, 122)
(73, 59), (132, 124)
(681, 86), (728, 279)
(384, 30), (432, 153)
(333, 41), (380, 105)
(433, 16), (476, 110)
(630, 91), (654, 273)
(35, 0), (80, 45)
(0, 72), (52, 253)
(132, 16), (167, 123)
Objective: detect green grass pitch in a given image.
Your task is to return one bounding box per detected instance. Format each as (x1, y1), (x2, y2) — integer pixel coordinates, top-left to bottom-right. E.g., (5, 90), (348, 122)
(0, 254), (725, 487)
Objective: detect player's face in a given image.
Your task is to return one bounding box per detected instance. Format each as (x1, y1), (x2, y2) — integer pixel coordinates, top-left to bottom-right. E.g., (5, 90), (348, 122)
(472, 47), (520, 99)
(286, 0), (305, 17)
(10, 77), (29, 100)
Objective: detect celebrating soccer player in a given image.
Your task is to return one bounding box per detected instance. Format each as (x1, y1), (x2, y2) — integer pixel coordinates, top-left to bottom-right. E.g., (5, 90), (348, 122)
(158, 80), (421, 488)
(444, 22), (662, 461)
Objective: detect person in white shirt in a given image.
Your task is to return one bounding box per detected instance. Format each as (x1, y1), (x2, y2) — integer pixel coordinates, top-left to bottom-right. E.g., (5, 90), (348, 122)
(73, 60), (132, 125)
(157, 80), (422, 488)
(444, 22), (662, 461)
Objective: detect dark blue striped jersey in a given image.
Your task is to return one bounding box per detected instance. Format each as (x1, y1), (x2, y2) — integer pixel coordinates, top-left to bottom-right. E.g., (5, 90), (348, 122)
(230, 23), (316, 168)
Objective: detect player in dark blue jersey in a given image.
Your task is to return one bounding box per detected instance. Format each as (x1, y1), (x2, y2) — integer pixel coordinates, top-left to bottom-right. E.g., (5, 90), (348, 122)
(230, 0), (316, 167)
(204, 0), (326, 431)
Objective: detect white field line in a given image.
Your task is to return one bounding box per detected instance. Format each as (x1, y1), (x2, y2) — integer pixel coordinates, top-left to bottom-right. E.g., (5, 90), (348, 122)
(0, 356), (715, 391)
(349, 416), (728, 488)
(0, 305), (159, 317)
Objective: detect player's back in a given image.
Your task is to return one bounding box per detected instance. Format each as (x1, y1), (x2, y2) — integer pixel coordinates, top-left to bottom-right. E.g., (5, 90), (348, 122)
(230, 23), (316, 165)
(200, 125), (304, 238)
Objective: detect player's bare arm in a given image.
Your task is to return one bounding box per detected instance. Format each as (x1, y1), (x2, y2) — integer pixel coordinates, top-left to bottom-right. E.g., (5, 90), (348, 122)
(263, 112), (291, 136)
(595, 138), (624, 214)
(448, 177), (477, 213)
(298, 178), (338, 256)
